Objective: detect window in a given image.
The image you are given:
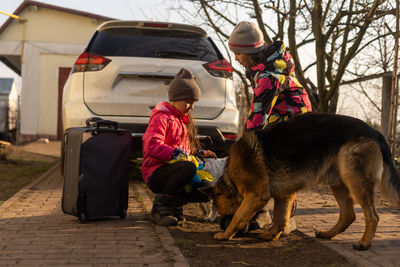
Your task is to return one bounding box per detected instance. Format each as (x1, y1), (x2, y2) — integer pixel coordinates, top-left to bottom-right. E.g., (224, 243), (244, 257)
(88, 28), (220, 62)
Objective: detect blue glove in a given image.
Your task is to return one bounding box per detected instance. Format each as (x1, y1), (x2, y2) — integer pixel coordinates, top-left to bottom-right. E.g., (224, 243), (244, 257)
(171, 148), (188, 160)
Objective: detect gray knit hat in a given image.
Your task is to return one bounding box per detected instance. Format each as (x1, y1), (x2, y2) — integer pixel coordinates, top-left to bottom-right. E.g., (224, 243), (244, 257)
(228, 21), (265, 54)
(168, 68), (201, 101)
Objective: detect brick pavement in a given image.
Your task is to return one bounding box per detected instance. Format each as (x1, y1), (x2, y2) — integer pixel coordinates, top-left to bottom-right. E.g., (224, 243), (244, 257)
(0, 163), (189, 266)
(295, 189), (400, 267)
(20, 141), (61, 158)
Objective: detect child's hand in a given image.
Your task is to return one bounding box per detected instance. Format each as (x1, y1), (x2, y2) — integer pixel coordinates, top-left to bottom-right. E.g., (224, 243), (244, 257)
(171, 148), (188, 160)
(202, 150), (217, 159)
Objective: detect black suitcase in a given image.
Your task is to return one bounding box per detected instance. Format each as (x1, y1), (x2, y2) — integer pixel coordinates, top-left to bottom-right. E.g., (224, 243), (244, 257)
(61, 118), (132, 222)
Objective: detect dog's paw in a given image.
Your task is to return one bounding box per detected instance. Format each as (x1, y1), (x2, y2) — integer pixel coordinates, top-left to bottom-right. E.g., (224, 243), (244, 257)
(259, 230), (282, 241)
(352, 240), (370, 250)
(314, 229), (332, 239)
(214, 232), (227, 241)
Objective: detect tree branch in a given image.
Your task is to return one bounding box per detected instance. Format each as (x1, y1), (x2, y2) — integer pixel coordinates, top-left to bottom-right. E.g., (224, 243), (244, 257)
(199, 0), (230, 39)
(312, 0), (327, 109)
(327, 0), (382, 101)
(289, 0), (317, 109)
(252, 0), (273, 44)
(200, 0), (236, 27)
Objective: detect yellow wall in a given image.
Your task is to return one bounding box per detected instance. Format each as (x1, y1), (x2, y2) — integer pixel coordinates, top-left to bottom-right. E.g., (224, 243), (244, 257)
(0, 5), (103, 44)
(38, 54), (76, 135)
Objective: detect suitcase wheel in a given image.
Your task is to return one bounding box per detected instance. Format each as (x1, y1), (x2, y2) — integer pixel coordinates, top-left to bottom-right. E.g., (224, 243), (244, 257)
(79, 213), (88, 223)
(119, 209), (127, 219)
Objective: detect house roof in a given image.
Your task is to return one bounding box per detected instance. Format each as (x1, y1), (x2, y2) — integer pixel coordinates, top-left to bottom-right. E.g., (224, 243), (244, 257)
(0, 0), (114, 34)
(0, 78), (14, 95)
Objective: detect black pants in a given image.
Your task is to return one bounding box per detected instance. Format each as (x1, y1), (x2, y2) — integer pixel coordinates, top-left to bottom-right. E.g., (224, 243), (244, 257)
(148, 161), (197, 196)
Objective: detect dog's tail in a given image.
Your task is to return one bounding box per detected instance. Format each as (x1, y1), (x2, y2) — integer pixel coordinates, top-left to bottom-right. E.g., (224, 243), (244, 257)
(376, 130), (400, 206)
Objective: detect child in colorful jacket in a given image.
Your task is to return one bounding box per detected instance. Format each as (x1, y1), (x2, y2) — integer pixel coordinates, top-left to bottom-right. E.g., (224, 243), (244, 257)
(142, 68), (216, 226)
(228, 21), (312, 130)
(225, 21), (310, 230)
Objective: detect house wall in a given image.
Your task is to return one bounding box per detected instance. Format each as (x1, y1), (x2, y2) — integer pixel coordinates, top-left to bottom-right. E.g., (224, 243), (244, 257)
(0, 6), (100, 44)
(38, 54), (76, 135)
(0, 4), (106, 142)
(0, 95), (8, 133)
(18, 42), (85, 140)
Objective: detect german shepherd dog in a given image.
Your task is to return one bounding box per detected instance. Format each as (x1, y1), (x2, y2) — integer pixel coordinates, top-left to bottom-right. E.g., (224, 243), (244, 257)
(212, 112), (400, 250)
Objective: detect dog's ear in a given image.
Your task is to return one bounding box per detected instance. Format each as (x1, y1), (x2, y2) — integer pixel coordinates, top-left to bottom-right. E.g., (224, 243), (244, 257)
(197, 186), (214, 198)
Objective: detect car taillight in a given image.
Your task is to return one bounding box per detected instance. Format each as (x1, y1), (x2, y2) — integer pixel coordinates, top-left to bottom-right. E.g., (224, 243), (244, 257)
(72, 52), (111, 73)
(223, 133), (237, 140)
(203, 59), (233, 79)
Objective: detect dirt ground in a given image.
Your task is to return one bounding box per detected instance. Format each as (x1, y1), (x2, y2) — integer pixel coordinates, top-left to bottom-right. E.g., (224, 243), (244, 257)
(168, 201), (356, 267)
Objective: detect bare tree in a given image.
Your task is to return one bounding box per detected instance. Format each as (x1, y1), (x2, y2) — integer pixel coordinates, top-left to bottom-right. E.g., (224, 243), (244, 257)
(169, 0), (396, 113)
(387, 0), (399, 153)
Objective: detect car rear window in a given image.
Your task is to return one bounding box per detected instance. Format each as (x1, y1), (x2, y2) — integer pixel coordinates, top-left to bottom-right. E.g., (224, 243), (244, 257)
(87, 28), (221, 62)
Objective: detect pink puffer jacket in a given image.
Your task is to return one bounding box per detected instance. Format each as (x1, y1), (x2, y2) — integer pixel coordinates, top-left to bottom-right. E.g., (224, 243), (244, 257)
(141, 102), (192, 183)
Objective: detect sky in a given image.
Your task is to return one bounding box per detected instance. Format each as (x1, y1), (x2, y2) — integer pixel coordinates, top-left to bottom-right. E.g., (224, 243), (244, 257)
(0, 0), (191, 80)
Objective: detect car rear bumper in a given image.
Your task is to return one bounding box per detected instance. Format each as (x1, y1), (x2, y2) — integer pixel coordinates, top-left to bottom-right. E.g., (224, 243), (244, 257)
(63, 100), (239, 158)
(119, 123), (235, 158)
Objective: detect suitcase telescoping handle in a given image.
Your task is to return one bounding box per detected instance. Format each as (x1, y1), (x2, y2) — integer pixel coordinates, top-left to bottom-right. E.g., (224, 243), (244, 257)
(86, 117), (118, 130)
(94, 120), (118, 130)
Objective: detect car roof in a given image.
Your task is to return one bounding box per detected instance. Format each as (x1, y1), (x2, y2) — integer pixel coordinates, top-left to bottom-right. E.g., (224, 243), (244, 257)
(97, 20), (208, 36)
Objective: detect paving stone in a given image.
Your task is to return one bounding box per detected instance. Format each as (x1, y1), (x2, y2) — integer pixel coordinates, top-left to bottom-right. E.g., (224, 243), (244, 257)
(295, 190), (400, 267)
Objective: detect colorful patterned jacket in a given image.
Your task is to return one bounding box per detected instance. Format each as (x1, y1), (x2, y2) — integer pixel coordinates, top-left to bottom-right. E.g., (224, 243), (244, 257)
(246, 41), (312, 129)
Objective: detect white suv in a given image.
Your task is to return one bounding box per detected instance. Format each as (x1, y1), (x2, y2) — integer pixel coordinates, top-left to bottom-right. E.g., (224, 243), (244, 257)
(62, 20), (239, 157)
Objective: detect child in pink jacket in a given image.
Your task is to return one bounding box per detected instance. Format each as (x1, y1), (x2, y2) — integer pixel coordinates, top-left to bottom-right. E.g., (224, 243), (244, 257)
(142, 68), (216, 226)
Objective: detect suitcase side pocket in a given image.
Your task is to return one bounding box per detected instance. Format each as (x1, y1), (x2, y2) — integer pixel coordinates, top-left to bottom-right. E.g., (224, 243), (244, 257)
(60, 131), (67, 176)
(61, 129), (84, 216)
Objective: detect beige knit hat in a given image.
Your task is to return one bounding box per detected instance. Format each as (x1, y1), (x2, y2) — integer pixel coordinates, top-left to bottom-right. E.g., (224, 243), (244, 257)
(228, 21), (265, 54)
(168, 68), (201, 101)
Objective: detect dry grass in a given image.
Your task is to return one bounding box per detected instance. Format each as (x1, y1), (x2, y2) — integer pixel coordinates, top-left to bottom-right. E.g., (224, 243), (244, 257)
(0, 146), (58, 204)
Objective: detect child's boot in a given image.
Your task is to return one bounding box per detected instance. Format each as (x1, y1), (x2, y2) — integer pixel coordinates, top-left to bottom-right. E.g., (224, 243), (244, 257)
(150, 194), (178, 226)
(172, 197), (187, 222)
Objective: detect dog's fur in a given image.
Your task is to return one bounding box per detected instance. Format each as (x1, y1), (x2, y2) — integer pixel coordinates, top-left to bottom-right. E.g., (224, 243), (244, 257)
(212, 112), (400, 250)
